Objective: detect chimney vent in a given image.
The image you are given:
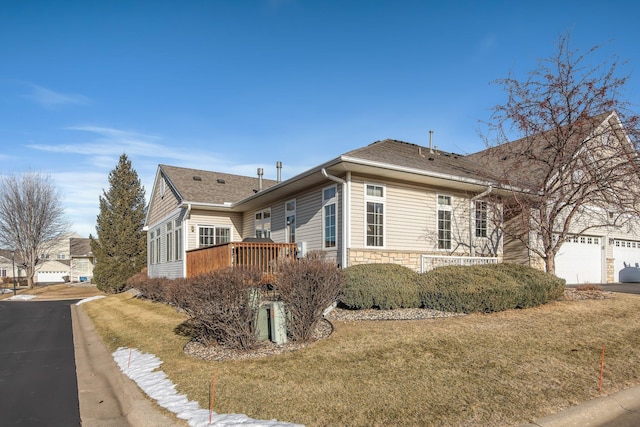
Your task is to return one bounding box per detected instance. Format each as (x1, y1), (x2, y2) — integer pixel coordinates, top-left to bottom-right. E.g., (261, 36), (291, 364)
(193, 176), (202, 181)
(429, 130), (434, 153)
(257, 168), (264, 190)
(276, 161), (282, 183)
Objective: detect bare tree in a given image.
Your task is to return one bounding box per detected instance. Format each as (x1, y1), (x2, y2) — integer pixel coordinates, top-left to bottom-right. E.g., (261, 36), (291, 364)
(0, 171), (69, 288)
(473, 33), (640, 274)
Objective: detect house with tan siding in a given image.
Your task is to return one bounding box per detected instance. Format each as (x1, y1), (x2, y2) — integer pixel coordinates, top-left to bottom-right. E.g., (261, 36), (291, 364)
(145, 112), (640, 284)
(145, 139), (508, 279)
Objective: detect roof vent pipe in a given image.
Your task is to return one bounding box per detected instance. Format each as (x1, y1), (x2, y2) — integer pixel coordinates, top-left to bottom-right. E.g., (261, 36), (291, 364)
(257, 168), (263, 190)
(276, 161), (282, 183)
(429, 130), (434, 153)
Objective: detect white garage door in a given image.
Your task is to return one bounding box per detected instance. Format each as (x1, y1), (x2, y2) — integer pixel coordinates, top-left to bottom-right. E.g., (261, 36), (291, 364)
(555, 235), (603, 284)
(613, 240), (640, 282)
(36, 271), (67, 283)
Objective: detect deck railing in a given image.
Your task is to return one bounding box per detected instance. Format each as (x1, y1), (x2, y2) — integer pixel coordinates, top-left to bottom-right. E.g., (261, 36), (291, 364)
(186, 242), (298, 278)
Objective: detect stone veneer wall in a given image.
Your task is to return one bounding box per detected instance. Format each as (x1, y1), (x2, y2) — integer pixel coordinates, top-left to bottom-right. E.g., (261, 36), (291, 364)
(348, 249), (480, 272)
(605, 258), (614, 283)
(348, 249), (422, 271)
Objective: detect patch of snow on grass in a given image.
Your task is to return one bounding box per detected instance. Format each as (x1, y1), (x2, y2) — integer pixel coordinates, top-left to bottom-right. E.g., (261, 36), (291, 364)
(8, 294), (36, 301)
(75, 295), (105, 305)
(113, 347), (304, 427)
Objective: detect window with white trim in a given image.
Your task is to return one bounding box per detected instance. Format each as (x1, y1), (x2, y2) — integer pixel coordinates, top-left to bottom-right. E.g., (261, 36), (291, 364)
(323, 186), (337, 248)
(166, 221), (174, 262)
(255, 209), (271, 238)
(0, 268), (6, 277)
(149, 230), (155, 264)
(437, 194), (452, 250)
(366, 184), (385, 247)
(199, 225), (232, 247)
(154, 228), (161, 263)
(174, 219), (182, 261)
(475, 200), (487, 238)
(285, 199), (296, 243)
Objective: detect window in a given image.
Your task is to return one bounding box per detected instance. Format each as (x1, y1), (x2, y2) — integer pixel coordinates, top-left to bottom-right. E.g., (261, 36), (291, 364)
(215, 227), (231, 244)
(475, 200), (487, 238)
(285, 199), (296, 243)
(366, 184), (385, 247)
(166, 221), (174, 262)
(0, 268), (6, 277)
(174, 219), (182, 261)
(155, 228), (161, 263)
(437, 195), (452, 250)
(199, 225), (231, 247)
(255, 209), (271, 238)
(149, 231), (155, 264)
(57, 254), (66, 260)
(323, 186), (337, 248)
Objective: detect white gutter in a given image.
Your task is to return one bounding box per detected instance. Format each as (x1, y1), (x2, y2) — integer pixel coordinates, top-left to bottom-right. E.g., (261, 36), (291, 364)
(322, 168), (349, 268)
(470, 185), (493, 257)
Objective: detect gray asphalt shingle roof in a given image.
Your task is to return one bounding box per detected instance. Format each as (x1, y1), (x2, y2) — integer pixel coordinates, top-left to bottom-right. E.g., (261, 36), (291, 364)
(159, 164), (278, 205)
(343, 139), (499, 183)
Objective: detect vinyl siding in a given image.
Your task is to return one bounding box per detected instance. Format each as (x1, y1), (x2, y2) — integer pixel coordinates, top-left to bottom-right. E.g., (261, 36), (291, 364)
(186, 210), (243, 250)
(147, 175), (180, 226)
(239, 184), (339, 264)
(147, 210), (184, 279)
(349, 176), (498, 255)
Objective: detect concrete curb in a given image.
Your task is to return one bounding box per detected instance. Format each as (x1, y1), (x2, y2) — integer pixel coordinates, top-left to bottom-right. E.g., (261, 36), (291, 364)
(71, 304), (182, 426)
(520, 384), (640, 427)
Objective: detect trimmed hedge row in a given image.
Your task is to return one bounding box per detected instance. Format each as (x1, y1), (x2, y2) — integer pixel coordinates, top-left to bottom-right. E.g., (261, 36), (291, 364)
(340, 263), (565, 313)
(342, 263), (421, 309)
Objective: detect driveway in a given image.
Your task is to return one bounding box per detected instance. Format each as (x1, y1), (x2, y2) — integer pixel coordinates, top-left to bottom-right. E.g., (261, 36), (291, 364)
(566, 282), (640, 295)
(0, 299), (81, 426)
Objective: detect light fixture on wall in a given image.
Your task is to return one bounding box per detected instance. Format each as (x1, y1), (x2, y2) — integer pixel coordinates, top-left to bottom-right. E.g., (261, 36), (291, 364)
(191, 225), (195, 232)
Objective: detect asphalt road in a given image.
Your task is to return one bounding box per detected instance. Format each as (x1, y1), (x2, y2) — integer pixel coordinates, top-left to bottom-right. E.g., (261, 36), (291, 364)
(0, 300), (81, 426)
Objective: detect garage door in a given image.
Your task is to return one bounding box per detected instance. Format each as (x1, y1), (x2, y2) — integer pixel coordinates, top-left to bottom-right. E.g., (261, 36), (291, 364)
(613, 240), (640, 282)
(555, 235), (603, 284)
(36, 271), (67, 283)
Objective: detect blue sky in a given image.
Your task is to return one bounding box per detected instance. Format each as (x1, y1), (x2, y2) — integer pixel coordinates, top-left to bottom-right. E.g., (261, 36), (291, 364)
(1, 0), (639, 237)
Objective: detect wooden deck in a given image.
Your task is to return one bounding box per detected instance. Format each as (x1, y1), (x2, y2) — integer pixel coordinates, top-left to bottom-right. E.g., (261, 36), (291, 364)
(186, 242), (298, 278)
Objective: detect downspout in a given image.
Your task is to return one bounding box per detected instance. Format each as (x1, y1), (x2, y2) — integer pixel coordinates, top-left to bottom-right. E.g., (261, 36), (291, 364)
(470, 185), (493, 257)
(322, 168), (348, 268)
(183, 203), (192, 278)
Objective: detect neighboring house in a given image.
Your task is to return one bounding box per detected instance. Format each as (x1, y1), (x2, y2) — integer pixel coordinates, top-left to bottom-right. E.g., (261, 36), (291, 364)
(0, 250), (26, 289)
(145, 140), (509, 280)
(468, 111), (640, 284)
(34, 232), (82, 283)
(69, 238), (95, 282)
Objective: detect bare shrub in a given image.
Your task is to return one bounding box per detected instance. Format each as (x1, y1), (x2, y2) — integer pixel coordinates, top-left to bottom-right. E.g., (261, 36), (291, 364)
(575, 284), (603, 292)
(275, 252), (343, 342)
(175, 267), (263, 350)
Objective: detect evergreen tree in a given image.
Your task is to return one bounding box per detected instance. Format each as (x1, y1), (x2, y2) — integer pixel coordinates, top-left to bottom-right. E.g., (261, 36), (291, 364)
(91, 154), (147, 293)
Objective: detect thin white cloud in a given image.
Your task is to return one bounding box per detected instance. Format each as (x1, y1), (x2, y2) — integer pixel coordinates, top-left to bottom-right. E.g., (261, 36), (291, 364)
(22, 83), (90, 108)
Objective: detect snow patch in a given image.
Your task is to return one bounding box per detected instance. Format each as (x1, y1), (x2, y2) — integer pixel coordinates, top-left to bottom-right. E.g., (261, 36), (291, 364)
(75, 295), (105, 305)
(113, 347), (304, 427)
(7, 294), (36, 301)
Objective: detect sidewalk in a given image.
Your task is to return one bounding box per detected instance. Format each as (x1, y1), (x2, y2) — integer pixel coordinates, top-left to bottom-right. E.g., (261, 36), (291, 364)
(521, 385), (640, 427)
(71, 304), (183, 426)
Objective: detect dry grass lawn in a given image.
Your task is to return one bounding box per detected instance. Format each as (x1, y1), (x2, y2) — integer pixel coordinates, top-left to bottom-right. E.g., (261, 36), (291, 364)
(0, 283), (105, 300)
(83, 291), (640, 427)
